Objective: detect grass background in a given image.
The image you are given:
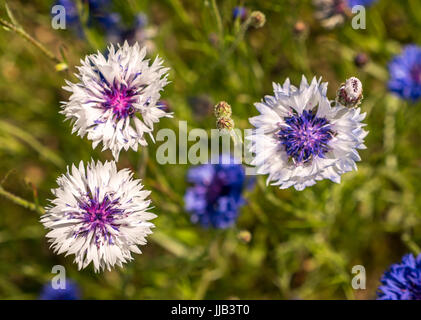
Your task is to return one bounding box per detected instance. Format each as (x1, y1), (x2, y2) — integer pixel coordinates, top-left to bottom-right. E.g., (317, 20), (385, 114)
(0, 0), (421, 299)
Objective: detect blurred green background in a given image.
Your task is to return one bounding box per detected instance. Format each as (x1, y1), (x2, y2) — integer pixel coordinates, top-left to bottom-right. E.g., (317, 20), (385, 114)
(0, 0), (421, 299)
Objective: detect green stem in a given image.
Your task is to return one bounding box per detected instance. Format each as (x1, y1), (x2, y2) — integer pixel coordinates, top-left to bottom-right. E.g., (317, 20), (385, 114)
(402, 233), (421, 256)
(0, 185), (44, 215)
(167, 0), (192, 26)
(138, 148), (149, 179)
(210, 0), (224, 41)
(0, 17), (67, 69)
(0, 120), (65, 168)
(212, 17), (251, 69)
(383, 96), (398, 169)
(152, 231), (190, 258)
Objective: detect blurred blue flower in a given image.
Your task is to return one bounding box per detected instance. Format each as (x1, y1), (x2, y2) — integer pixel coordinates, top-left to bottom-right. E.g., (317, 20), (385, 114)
(40, 279), (81, 300)
(53, 0), (121, 38)
(53, 0), (80, 27)
(377, 253), (421, 300)
(388, 45), (421, 102)
(97, 12), (121, 28)
(135, 13), (148, 29)
(52, 1), (153, 46)
(347, 0), (377, 7)
(232, 6), (248, 21)
(88, 0), (111, 11)
(53, 0), (110, 23)
(97, 12), (122, 38)
(184, 155), (247, 229)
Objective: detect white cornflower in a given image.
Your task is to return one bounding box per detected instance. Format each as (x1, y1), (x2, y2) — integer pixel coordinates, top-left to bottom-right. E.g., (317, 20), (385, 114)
(247, 76), (368, 191)
(61, 41), (170, 160)
(41, 160), (156, 272)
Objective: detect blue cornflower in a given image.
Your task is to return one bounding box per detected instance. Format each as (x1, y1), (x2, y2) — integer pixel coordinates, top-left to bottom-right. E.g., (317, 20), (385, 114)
(53, 0), (114, 35)
(232, 6), (248, 21)
(377, 253), (421, 300)
(97, 12), (122, 38)
(135, 13), (148, 29)
(53, 0), (80, 28)
(52, 1), (152, 45)
(347, 0), (377, 7)
(388, 45), (421, 102)
(39, 279), (81, 300)
(88, 0), (111, 11)
(184, 155), (247, 229)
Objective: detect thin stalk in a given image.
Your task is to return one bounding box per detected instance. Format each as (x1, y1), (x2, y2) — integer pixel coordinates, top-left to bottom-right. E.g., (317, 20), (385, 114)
(383, 96), (398, 169)
(0, 120), (65, 168)
(0, 17), (67, 70)
(212, 17), (252, 69)
(0, 185), (44, 215)
(402, 233), (421, 256)
(210, 0), (224, 41)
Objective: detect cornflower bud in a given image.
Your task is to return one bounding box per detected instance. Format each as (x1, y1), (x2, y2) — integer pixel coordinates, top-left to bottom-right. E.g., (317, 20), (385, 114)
(237, 230), (252, 243)
(249, 11), (266, 29)
(336, 77), (363, 107)
(214, 101), (232, 119)
(216, 116), (235, 131)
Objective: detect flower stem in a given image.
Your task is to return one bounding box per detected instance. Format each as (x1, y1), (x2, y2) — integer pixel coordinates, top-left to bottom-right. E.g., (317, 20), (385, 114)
(213, 17), (251, 68)
(384, 96), (399, 169)
(210, 0), (224, 41)
(0, 120), (65, 168)
(167, 0), (193, 26)
(402, 232), (421, 256)
(0, 185), (44, 215)
(0, 16), (67, 70)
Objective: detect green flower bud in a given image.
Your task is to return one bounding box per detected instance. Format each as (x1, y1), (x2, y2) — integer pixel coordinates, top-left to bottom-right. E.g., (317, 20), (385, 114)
(249, 11), (266, 29)
(214, 101), (232, 119)
(237, 230), (252, 243)
(216, 116), (235, 131)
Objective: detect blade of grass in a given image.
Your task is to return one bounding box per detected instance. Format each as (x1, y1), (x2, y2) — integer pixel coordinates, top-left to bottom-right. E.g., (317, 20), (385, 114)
(0, 120), (65, 168)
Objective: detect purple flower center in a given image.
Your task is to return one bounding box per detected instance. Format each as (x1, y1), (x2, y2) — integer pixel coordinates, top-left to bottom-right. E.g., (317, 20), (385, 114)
(75, 193), (123, 246)
(206, 172), (230, 203)
(103, 83), (137, 120)
(411, 64), (421, 84)
(278, 110), (334, 164)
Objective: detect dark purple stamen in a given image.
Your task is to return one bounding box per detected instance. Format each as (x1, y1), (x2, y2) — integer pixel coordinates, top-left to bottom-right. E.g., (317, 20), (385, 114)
(75, 193), (123, 247)
(102, 83), (137, 120)
(278, 110), (334, 164)
(206, 172), (231, 204)
(411, 64), (421, 84)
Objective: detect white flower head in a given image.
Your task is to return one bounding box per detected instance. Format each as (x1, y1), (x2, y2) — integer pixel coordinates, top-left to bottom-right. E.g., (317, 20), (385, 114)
(62, 41), (170, 159)
(247, 76), (368, 191)
(41, 160), (156, 272)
